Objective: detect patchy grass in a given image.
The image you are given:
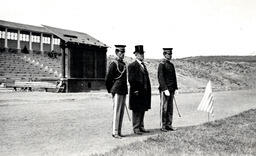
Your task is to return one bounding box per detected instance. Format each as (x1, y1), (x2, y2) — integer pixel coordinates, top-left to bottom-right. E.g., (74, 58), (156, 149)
(1, 90), (255, 155)
(98, 109), (256, 156)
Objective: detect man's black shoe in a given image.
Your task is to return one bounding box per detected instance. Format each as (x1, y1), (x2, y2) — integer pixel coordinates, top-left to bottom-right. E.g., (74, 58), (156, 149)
(134, 130), (143, 135)
(160, 128), (168, 132)
(118, 134), (125, 137)
(166, 127), (175, 131)
(140, 128), (150, 133)
(112, 134), (122, 139)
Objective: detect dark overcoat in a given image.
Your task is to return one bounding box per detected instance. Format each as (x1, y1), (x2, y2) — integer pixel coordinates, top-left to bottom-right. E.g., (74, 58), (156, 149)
(158, 59), (178, 92)
(128, 61), (151, 111)
(105, 59), (128, 95)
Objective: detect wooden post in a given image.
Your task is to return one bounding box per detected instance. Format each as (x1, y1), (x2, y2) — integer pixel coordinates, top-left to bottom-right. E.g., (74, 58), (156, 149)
(17, 30), (21, 53)
(94, 50), (97, 78)
(29, 32), (32, 54)
(61, 44), (66, 78)
(50, 34), (54, 52)
(40, 33), (44, 55)
(4, 28), (8, 52)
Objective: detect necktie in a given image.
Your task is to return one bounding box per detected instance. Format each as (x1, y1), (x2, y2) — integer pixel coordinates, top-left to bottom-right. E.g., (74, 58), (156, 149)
(141, 62), (148, 89)
(141, 62), (148, 73)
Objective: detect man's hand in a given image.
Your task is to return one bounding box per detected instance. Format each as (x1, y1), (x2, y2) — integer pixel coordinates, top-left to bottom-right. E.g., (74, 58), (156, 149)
(134, 91), (139, 96)
(164, 90), (170, 96)
(175, 90), (179, 95)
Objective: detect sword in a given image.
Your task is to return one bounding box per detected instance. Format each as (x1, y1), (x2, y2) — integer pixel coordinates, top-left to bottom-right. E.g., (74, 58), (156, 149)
(124, 103), (131, 121)
(112, 96), (131, 121)
(174, 96), (181, 117)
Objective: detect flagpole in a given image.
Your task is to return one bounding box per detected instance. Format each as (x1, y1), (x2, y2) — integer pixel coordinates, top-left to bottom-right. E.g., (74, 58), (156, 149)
(208, 112), (209, 122)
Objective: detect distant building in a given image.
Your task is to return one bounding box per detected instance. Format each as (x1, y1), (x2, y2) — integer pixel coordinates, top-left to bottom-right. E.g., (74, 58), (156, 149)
(0, 20), (62, 54)
(0, 20), (108, 92)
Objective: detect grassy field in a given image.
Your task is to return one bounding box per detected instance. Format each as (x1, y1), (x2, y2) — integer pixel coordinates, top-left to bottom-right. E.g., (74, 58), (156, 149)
(0, 89), (255, 156)
(99, 108), (256, 156)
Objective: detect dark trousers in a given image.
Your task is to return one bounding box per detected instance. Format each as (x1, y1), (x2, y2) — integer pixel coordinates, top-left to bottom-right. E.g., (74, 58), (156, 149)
(132, 110), (145, 132)
(160, 91), (174, 129)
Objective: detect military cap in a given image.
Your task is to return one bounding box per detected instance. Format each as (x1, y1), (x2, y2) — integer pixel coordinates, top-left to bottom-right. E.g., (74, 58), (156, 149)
(115, 45), (126, 53)
(133, 45), (145, 54)
(163, 48), (173, 54)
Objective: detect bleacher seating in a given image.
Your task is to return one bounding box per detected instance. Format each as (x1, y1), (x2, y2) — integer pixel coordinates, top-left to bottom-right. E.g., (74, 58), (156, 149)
(20, 54), (63, 77)
(12, 81), (57, 92)
(0, 52), (63, 91)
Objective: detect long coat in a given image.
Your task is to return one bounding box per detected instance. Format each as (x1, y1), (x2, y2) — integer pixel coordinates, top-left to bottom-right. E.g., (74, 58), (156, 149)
(158, 59), (178, 92)
(105, 59), (128, 95)
(128, 60), (151, 111)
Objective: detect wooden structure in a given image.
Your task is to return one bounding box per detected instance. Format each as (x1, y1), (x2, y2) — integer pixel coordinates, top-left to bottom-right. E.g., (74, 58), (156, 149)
(11, 81), (57, 92)
(0, 20), (61, 54)
(43, 25), (108, 92)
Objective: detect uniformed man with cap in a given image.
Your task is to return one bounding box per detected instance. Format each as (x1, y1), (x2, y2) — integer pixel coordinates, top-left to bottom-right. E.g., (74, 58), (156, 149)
(158, 48), (178, 132)
(105, 45), (128, 139)
(128, 45), (151, 135)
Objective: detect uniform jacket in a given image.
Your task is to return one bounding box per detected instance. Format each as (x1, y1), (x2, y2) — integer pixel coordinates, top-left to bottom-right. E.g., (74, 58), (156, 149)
(128, 60), (151, 111)
(105, 59), (128, 95)
(158, 59), (178, 92)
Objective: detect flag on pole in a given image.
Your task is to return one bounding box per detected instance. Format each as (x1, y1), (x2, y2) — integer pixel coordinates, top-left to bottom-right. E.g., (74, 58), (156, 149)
(197, 81), (214, 117)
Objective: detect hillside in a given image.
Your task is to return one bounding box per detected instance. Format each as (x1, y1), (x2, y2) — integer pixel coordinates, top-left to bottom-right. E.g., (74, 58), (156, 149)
(108, 55), (256, 93)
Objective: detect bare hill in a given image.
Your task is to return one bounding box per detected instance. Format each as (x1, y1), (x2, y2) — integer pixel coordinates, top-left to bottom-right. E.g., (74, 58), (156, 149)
(108, 55), (256, 93)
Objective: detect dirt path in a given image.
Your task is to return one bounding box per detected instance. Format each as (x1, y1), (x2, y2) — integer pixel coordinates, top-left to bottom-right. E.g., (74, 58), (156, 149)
(0, 89), (255, 156)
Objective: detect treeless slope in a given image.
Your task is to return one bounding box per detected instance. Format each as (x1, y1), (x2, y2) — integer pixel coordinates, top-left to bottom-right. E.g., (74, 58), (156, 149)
(108, 55), (256, 92)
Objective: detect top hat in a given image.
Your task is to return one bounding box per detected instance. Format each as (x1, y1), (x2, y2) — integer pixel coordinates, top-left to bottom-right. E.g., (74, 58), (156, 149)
(115, 45), (126, 53)
(133, 45), (145, 54)
(163, 48), (173, 54)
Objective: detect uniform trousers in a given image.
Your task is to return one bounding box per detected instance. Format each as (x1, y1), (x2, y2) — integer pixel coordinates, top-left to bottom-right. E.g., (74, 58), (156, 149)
(160, 91), (174, 129)
(112, 94), (126, 135)
(132, 110), (145, 132)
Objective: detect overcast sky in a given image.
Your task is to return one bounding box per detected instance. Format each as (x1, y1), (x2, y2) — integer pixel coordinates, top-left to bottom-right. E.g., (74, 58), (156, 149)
(1, 0), (256, 58)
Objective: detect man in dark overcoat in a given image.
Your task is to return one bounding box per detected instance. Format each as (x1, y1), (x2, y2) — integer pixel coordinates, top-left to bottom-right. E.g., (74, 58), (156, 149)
(128, 45), (151, 135)
(158, 48), (178, 132)
(105, 45), (128, 139)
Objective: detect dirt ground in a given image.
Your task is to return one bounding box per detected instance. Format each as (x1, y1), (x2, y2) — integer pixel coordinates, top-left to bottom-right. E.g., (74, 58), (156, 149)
(0, 89), (256, 156)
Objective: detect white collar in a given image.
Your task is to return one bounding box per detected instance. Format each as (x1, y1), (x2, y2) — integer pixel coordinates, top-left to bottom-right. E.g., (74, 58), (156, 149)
(136, 59), (144, 68)
(136, 59), (143, 64)
(164, 58), (172, 63)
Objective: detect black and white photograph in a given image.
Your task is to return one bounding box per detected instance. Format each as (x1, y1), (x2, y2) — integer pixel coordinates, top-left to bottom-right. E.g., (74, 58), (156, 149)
(0, 0), (255, 155)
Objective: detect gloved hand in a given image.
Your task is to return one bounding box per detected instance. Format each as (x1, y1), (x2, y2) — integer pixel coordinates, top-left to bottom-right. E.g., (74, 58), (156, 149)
(163, 90), (170, 96)
(175, 90), (179, 95)
(134, 91), (139, 96)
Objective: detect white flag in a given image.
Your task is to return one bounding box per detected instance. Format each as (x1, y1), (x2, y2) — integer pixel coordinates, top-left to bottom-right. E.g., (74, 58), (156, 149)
(197, 81), (214, 116)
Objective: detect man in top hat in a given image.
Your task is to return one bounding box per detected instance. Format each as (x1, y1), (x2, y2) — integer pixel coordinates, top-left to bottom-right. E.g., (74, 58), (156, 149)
(157, 48), (178, 132)
(105, 45), (128, 139)
(128, 45), (151, 135)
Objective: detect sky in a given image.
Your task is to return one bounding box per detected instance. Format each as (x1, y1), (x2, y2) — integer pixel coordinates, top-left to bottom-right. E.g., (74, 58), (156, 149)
(1, 0), (256, 58)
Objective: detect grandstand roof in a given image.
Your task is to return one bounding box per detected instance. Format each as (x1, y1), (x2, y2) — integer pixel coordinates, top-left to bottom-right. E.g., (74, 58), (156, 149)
(0, 20), (49, 34)
(0, 20), (108, 47)
(43, 25), (108, 48)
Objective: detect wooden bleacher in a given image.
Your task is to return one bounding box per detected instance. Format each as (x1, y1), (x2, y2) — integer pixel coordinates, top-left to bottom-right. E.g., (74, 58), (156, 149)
(11, 81), (57, 92)
(0, 52), (62, 92)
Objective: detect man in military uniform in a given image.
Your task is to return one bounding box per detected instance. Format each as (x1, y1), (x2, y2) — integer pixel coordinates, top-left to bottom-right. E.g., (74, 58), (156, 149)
(105, 45), (128, 139)
(157, 48), (178, 132)
(128, 45), (151, 135)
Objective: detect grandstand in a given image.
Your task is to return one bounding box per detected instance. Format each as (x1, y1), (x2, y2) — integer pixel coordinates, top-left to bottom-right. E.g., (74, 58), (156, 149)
(0, 52), (62, 91)
(0, 20), (108, 92)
